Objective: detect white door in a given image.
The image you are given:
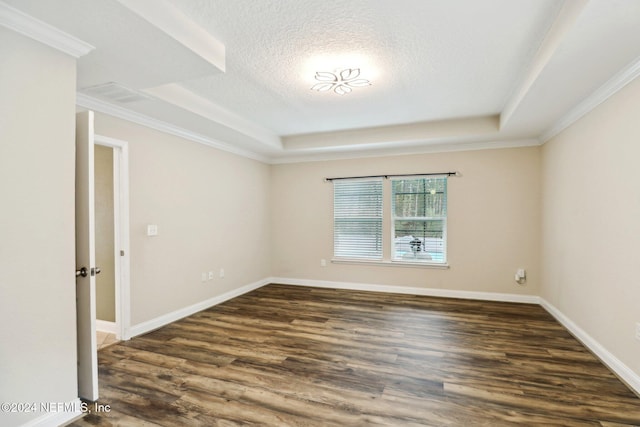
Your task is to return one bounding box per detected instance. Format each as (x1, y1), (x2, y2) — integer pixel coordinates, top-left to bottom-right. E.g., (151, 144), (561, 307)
(75, 110), (99, 401)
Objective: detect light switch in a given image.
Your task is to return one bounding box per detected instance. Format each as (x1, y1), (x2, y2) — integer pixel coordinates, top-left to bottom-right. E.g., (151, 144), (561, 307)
(147, 224), (158, 236)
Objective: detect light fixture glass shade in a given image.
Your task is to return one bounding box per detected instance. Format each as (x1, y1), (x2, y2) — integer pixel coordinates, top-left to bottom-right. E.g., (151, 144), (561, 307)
(311, 68), (371, 95)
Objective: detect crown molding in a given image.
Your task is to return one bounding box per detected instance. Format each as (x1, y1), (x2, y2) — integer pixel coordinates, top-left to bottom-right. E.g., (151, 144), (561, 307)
(540, 54), (640, 143)
(76, 93), (269, 163)
(76, 92), (543, 165)
(270, 138), (541, 164)
(0, 1), (94, 58)
(282, 115), (499, 151)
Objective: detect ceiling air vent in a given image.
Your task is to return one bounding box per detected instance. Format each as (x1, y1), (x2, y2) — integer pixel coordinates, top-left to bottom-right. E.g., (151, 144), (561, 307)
(80, 82), (151, 104)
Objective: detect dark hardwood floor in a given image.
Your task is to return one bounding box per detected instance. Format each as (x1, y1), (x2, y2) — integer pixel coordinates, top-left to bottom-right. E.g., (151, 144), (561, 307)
(69, 284), (640, 426)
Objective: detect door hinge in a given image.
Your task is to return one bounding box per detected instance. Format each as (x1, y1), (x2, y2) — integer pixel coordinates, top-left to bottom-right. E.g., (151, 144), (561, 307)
(120, 250), (125, 256)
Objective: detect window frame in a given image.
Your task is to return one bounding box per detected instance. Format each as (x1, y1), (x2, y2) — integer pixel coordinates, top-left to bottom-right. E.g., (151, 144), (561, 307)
(331, 175), (450, 268)
(390, 176), (448, 265)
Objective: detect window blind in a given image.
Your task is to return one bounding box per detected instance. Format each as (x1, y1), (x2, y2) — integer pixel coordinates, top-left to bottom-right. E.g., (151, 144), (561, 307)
(333, 178), (383, 260)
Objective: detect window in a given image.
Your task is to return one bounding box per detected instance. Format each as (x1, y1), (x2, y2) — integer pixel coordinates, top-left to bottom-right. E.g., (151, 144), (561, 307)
(333, 175), (448, 266)
(333, 178), (383, 260)
(392, 177), (447, 263)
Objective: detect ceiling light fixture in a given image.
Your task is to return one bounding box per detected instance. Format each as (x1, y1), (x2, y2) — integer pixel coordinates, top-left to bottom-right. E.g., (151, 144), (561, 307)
(311, 68), (371, 95)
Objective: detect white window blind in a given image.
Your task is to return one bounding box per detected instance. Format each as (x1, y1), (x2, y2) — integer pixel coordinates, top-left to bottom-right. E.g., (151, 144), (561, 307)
(333, 178), (383, 260)
(391, 177), (447, 263)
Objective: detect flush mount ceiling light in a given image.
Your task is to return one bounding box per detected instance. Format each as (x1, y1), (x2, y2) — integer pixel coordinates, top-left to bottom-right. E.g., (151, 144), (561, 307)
(311, 68), (371, 95)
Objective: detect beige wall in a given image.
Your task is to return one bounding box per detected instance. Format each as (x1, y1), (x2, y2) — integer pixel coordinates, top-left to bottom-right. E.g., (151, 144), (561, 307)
(271, 147), (541, 295)
(94, 114), (272, 325)
(541, 76), (640, 378)
(95, 145), (116, 322)
(0, 28), (78, 426)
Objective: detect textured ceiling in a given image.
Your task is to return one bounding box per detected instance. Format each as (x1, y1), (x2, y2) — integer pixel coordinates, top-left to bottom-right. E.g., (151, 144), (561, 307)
(6, 0), (640, 162)
(171, 0), (560, 135)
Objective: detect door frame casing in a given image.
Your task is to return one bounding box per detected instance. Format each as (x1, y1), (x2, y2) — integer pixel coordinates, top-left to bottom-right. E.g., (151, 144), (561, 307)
(95, 134), (131, 340)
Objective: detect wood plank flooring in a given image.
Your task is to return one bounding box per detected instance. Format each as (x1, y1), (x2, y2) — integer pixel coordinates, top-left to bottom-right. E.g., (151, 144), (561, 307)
(68, 284), (640, 426)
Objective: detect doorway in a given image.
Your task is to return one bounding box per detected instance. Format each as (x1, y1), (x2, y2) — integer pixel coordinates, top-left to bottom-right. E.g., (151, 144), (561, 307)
(94, 144), (116, 347)
(94, 134), (131, 342)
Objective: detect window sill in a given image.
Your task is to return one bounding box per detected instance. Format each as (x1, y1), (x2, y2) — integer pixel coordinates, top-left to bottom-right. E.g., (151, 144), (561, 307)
(331, 258), (450, 269)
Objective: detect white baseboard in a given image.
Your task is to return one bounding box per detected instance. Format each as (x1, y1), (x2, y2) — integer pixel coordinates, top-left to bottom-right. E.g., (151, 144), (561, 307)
(95, 319), (117, 334)
(539, 298), (640, 396)
(19, 398), (83, 427)
(127, 278), (271, 338)
(270, 277), (540, 304)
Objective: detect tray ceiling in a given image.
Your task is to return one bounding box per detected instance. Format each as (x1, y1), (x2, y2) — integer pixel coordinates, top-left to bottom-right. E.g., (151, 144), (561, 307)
(5, 0), (640, 163)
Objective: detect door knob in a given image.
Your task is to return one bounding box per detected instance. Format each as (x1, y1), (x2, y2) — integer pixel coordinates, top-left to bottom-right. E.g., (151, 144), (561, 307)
(75, 267), (100, 277)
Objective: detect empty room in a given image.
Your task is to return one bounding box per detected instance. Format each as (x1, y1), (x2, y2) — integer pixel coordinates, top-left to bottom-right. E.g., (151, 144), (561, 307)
(1, 0), (640, 426)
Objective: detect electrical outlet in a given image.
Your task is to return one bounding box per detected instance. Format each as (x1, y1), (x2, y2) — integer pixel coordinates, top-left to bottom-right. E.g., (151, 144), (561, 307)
(320, 259), (327, 267)
(219, 268), (225, 278)
(208, 271), (214, 280)
(635, 323), (640, 341)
